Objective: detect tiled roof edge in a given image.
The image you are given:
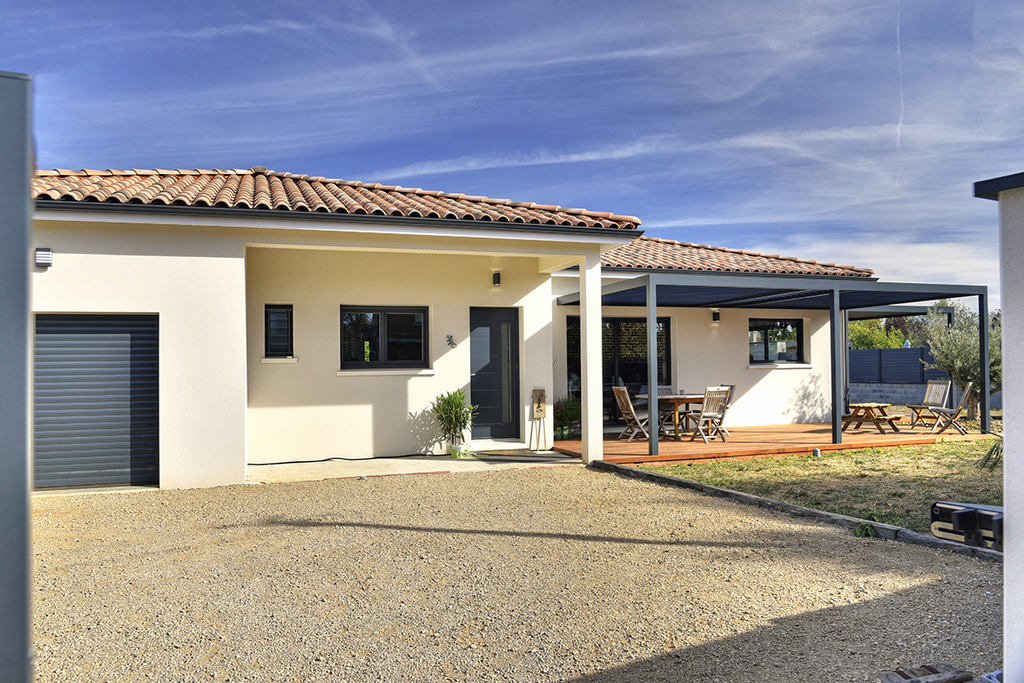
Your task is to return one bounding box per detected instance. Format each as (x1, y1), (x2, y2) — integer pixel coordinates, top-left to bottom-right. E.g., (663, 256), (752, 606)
(617, 236), (875, 276)
(35, 166), (642, 227)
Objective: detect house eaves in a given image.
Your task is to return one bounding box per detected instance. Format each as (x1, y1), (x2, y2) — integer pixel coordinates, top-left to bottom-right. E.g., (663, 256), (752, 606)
(34, 199), (640, 244)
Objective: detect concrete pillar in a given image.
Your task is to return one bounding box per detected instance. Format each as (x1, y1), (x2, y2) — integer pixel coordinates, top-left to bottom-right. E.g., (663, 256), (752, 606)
(0, 70), (33, 682)
(999, 185), (1024, 682)
(578, 251), (604, 464)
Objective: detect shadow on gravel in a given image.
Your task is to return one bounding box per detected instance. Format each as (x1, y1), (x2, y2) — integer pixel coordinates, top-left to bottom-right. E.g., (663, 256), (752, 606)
(563, 582), (1000, 683)
(257, 516), (775, 550)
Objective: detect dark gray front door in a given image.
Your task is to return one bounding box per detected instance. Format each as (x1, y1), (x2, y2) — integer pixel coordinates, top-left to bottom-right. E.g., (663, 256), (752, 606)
(470, 308), (519, 439)
(33, 314), (159, 488)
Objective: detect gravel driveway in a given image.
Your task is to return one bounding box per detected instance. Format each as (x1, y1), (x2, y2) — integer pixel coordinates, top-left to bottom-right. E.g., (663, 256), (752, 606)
(32, 466), (1002, 682)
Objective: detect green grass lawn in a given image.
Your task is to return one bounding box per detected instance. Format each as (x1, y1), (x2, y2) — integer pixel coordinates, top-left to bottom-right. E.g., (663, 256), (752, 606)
(641, 440), (1002, 534)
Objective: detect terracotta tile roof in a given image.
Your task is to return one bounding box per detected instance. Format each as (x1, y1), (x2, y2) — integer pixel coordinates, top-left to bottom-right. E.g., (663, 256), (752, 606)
(32, 166), (641, 230)
(603, 236), (874, 277)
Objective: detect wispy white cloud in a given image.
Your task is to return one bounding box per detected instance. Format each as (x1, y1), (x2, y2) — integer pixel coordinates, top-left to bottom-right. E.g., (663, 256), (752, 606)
(340, 0), (443, 89)
(5, 19), (312, 62)
(160, 21), (309, 40)
(373, 137), (681, 179)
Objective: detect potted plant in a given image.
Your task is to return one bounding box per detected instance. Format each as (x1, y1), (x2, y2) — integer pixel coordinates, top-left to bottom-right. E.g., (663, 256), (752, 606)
(553, 395), (582, 440)
(432, 389), (478, 457)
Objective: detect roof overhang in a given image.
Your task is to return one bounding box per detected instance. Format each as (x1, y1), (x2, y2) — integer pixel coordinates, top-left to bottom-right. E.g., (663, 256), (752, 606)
(975, 171), (1024, 200)
(556, 271), (986, 311)
(33, 199), (641, 243)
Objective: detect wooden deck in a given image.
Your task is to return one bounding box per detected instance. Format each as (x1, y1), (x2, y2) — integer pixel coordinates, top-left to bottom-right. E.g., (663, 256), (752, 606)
(552, 423), (993, 466)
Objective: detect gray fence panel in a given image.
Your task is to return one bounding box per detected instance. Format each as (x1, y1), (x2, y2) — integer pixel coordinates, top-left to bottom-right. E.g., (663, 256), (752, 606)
(849, 349), (880, 383)
(849, 347), (948, 384)
(922, 348), (949, 381)
(880, 347), (924, 384)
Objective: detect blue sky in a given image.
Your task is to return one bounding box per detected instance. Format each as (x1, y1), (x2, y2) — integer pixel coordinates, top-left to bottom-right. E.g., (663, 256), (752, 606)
(3, 1), (1022, 307)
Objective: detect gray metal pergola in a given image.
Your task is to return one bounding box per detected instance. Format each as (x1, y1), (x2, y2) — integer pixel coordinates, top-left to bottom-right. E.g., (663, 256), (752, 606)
(558, 270), (990, 456)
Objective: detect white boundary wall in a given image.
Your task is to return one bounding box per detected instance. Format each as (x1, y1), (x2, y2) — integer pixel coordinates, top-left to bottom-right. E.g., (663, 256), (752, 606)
(998, 185), (1024, 682)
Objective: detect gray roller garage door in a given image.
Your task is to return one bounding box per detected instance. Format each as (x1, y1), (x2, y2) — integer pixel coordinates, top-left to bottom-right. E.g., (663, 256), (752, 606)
(34, 314), (159, 488)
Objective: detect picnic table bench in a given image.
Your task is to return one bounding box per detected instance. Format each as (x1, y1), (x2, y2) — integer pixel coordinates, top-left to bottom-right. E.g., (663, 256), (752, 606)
(842, 402), (902, 434)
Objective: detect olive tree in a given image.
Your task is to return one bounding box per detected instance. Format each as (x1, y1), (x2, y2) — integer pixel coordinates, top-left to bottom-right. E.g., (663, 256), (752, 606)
(922, 301), (1001, 420)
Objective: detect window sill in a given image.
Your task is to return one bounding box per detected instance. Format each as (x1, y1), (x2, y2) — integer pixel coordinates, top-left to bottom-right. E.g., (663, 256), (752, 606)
(262, 357), (298, 364)
(337, 368), (435, 377)
(748, 362), (812, 370)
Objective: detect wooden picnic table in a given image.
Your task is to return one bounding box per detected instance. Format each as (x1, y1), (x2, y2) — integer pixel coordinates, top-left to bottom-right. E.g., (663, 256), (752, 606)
(638, 394), (705, 441)
(842, 402), (901, 434)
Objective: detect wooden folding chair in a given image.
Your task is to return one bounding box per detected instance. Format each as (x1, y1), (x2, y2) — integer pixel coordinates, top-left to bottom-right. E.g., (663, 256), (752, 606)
(689, 386), (731, 444)
(683, 385), (733, 434)
(931, 382), (973, 435)
(612, 386), (649, 442)
(908, 379), (951, 428)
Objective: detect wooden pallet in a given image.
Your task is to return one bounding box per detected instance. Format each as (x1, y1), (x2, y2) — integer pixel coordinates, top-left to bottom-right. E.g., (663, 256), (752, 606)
(877, 662), (974, 683)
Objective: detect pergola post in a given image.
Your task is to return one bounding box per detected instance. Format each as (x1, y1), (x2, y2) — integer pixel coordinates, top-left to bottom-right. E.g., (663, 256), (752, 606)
(979, 291), (991, 433)
(0, 70), (33, 683)
(829, 287), (844, 444)
(646, 275), (659, 456)
(578, 251), (604, 464)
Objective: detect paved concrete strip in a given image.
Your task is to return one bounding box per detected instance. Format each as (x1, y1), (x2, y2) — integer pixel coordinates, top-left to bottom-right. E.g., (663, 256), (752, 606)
(590, 460), (1004, 563)
(247, 452), (582, 484)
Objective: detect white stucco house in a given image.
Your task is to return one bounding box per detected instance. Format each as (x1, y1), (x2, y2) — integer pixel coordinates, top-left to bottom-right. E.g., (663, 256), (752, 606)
(29, 166), (989, 490)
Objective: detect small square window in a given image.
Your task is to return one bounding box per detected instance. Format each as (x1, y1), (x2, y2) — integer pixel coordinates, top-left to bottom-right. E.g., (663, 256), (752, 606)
(265, 304), (293, 358)
(748, 318), (804, 363)
(340, 306), (428, 369)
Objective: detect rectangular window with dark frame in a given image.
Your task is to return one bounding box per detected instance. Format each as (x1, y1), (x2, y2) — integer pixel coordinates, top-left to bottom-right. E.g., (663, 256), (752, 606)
(340, 306), (429, 369)
(748, 318), (804, 363)
(264, 304), (293, 358)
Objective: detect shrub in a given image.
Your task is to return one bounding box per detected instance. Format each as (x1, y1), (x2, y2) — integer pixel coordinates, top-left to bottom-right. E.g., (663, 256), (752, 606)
(432, 389), (478, 451)
(553, 395), (582, 429)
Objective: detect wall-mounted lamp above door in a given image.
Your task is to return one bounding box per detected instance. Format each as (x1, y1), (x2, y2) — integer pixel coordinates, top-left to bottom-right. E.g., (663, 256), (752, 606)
(711, 309), (720, 323)
(493, 271), (501, 287)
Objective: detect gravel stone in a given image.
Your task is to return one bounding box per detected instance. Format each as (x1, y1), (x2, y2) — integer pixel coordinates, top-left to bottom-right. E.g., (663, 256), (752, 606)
(32, 466), (1002, 682)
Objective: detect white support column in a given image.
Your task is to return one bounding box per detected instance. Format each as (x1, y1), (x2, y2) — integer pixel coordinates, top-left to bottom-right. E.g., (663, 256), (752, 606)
(0, 70), (33, 683)
(999, 185), (1024, 682)
(578, 251), (604, 464)
(646, 276), (659, 456)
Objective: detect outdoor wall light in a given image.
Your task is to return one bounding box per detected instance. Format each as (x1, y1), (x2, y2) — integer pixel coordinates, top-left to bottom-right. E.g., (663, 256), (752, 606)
(493, 271), (501, 287)
(711, 309), (720, 323)
(35, 247), (52, 268)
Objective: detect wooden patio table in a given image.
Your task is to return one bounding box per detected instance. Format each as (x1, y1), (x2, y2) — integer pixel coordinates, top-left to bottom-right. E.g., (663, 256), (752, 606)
(638, 394), (705, 441)
(843, 402), (901, 434)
